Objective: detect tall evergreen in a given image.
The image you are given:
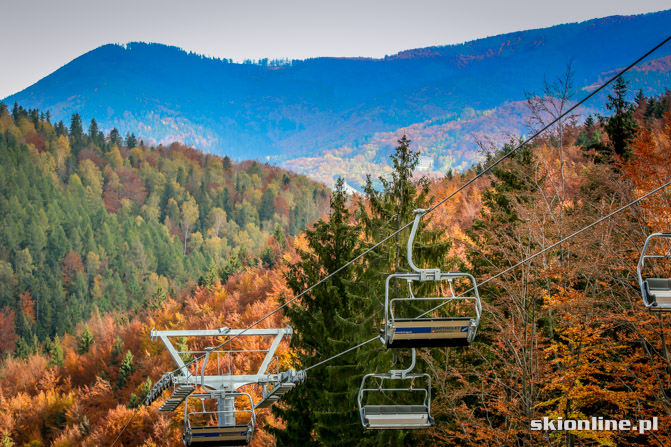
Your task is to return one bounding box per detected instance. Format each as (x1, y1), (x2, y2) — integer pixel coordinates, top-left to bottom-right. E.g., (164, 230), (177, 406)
(603, 77), (638, 159)
(125, 132), (137, 148)
(353, 136), (452, 446)
(109, 128), (122, 146)
(69, 113), (84, 154)
(88, 118), (104, 147)
(77, 324), (94, 354)
(117, 350), (134, 389)
(272, 137), (453, 446)
(88, 118), (99, 141)
(270, 178), (365, 446)
(259, 188), (276, 222)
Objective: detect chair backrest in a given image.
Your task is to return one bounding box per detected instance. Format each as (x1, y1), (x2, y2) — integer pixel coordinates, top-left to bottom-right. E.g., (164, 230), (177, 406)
(357, 370), (432, 429)
(384, 272), (481, 347)
(646, 278), (671, 291)
(638, 233), (671, 308)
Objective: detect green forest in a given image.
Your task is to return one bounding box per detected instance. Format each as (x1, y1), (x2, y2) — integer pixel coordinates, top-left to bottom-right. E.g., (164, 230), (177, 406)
(0, 103), (329, 357)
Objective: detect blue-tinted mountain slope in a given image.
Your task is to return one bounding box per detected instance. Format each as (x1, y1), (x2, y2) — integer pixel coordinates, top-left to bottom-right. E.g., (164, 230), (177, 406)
(4, 10), (671, 161)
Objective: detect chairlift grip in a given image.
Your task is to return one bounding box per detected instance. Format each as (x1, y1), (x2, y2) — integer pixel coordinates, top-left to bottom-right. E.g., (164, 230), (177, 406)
(407, 209), (440, 276)
(389, 348), (416, 379)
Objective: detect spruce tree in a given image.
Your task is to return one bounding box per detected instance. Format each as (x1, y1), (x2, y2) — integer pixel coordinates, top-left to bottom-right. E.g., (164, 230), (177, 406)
(354, 136), (453, 446)
(55, 120), (67, 137)
(109, 128), (122, 146)
(48, 336), (64, 367)
(88, 119), (99, 141)
(271, 137), (453, 446)
(259, 188), (276, 222)
(111, 336), (123, 363)
(1, 430), (14, 447)
(77, 324), (95, 354)
(117, 350), (134, 389)
(69, 113), (84, 154)
(270, 178), (365, 446)
(125, 132), (137, 148)
(603, 77), (638, 159)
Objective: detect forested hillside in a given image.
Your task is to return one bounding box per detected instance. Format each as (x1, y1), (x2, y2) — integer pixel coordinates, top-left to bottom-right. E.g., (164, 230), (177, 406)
(0, 103), (329, 356)
(4, 10), (671, 184)
(1, 82), (670, 446)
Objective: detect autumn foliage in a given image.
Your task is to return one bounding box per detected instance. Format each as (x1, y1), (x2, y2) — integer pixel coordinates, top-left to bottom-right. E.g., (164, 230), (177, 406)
(0, 256), (296, 446)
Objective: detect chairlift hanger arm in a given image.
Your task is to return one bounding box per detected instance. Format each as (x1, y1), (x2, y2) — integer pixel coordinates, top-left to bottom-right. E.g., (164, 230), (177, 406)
(407, 209), (432, 274)
(257, 331), (286, 374)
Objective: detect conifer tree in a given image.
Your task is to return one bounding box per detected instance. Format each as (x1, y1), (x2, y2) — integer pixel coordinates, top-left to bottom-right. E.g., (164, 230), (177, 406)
(1, 430), (14, 447)
(117, 350), (134, 389)
(199, 260), (219, 289)
(88, 118), (99, 141)
(353, 136), (452, 446)
(270, 178), (365, 446)
(48, 336), (64, 367)
(125, 132), (137, 148)
(273, 223), (286, 250)
(603, 77), (638, 159)
(111, 336), (123, 363)
(259, 188), (276, 222)
(109, 128), (122, 146)
(272, 138), (452, 446)
(77, 324), (95, 354)
(69, 113), (84, 153)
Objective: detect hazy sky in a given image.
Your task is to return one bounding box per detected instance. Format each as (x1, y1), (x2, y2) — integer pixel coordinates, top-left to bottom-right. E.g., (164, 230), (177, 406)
(1, 0), (669, 99)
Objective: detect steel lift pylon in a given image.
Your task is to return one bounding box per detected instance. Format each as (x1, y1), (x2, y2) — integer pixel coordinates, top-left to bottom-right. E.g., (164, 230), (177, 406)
(146, 327), (305, 446)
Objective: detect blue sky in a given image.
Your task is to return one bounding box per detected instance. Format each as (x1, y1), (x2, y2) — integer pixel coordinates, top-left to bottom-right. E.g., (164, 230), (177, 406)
(1, 0), (669, 99)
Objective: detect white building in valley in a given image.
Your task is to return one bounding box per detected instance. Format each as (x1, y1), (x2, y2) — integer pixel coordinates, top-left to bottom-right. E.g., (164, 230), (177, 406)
(417, 156), (434, 171)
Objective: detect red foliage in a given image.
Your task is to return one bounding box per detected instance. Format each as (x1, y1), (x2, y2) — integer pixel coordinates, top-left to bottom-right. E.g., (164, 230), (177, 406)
(0, 306), (17, 355)
(144, 151), (159, 168)
(273, 196), (290, 218)
(103, 168), (147, 212)
(168, 142), (207, 165)
(116, 168), (147, 207)
(0, 354), (49, 397)
(19, 291), (35, 322)
(102, 183), (122, 213)
(25, 132), (46, 152)
(225, 267), (277, 309)
(78, 147), (105, 167)
(62, 251), (84, 287)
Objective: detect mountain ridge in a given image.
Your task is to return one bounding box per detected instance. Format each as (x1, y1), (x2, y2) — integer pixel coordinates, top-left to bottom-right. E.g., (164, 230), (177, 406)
(4, 9), (671, 183)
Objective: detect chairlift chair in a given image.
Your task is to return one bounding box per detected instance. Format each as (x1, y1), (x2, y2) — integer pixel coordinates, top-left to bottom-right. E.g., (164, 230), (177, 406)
(638, 232), (671, 311)
(357, 349), (433, 429)
(255, 369), (306, 409)
(383, 209), (482, 349)
(183, 392), (256, 447)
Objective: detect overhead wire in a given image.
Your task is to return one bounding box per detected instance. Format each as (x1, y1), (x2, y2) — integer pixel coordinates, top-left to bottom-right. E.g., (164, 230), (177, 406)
(110, 33), (671, 446)
(173, 32), (671, 379)
(283, 179), (671, 374)
(304, 336), (380, 372)
(474, 182), (671, 290)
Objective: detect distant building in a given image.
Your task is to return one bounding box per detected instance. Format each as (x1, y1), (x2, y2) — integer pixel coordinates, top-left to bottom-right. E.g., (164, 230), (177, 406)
(417, 156), (434, 171)
(337, 180), (362, 196)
